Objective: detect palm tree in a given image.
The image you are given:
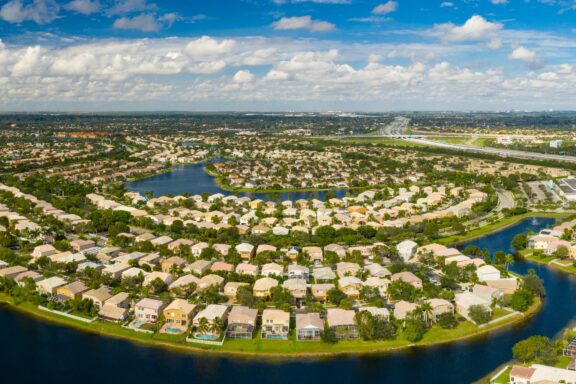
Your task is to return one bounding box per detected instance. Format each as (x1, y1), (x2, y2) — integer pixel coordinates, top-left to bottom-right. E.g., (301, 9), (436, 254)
(504, 254), (515, 271)
(197, 317), (209, 336)
(419, 302), (434, 327)
(210, 316), (222, 336)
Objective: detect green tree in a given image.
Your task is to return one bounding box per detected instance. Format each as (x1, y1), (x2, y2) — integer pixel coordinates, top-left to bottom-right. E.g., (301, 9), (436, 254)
(512, 336), (558, 365)
(468, 304), (491, 324)
(437, 312), (458, 329)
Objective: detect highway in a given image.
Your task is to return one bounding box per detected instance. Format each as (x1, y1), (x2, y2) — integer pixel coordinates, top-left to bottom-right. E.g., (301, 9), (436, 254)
(405, 137), (576, 164)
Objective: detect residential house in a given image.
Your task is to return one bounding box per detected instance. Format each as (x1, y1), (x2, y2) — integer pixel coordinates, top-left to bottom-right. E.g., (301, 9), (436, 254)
(70, 239), (95, 252)
(296, 313), (323, 341)
(261, 263), (284, 277)
(163, 299), (197, 332)
(336, 262), (361, 278)
(426, 298), (454, 322)
(393, 300), (418, 320)
(391, 271), (423, 289)
(509, 364), (576, 384)
(282, 278), (307, 299)
(454, 292), (492, 323)
(36, 276), (67, 296)
(224, 282), (249, 301)
(82, 286), (112, 309)
(188, 259), (212, 275)
(236, 243), (255, 261)
(235, 263), (258, 276)
(193, 304), (229, 336)
(338, 276), (363, 299)
(476, 265), (501, 282)
(327, 308), (358, 340)
(287, 264), (309, 280)
(261, 309), (290, 340)
(311, 283), (335, 301)
(397, 240), (418, 262)
(197, 274), (224, 291)
(226, 306), (258, 339)
(135, 298), (165, 323)
(253, 277), (278, 299)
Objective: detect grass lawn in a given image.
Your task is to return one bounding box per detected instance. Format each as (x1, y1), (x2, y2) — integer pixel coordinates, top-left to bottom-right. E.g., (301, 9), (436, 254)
(438, 212), (570, 245)
(428, 136), (470, 145)
(491, 366), (512, 384)
(336, 137), (426, 147)
(471, 138), (490, 147)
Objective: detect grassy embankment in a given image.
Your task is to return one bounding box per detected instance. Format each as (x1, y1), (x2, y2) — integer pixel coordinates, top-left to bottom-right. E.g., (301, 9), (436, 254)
(0, 292), (540, 358)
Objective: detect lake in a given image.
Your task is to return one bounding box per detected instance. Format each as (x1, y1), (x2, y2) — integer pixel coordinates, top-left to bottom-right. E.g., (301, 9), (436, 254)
(125, 162), (350, 201)
(1, 217), (575, 383)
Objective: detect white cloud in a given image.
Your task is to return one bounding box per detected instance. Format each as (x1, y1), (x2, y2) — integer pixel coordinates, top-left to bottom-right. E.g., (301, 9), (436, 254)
(107, 0), (157, 16)
(65, 0), (100, 15)
(437, 15), (503, 42)
(509, 46), (541, 67)
(372, 1), (398, 15)
(114, 13), (162, 32)
(490, 0), (508, 4)
(0, 0), (60, 24)
(185, 36), (236, 58)
(487, 37), (502, 49)
(272, 16), (336, 32)
(233, 70), (254, 83)
(440, 2), (454, 7)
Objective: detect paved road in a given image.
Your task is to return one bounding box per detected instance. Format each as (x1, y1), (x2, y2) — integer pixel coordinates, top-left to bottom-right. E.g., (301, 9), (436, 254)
(496, 190), (515, 211)
(405, 137), (576, 164)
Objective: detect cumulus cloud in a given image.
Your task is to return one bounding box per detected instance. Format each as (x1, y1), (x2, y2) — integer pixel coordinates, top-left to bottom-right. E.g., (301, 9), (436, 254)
(113, 13), (176, 32)
(508, 46), (541, 67)
(372, 1), (398, 15)
(272, 16), (336, 32)
(490, 0), (508, 4)
(436, 15), (502, 42)
(185, 36), (236, 57)
(233, 70), (254, 83)
(0, 0), (60, 24)
(107, 0), (157, 16)
(65, 0), (100, 15)
(440, 2), (454, 7)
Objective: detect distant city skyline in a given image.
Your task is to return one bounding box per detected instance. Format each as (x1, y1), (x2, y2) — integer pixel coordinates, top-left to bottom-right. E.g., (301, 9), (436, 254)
(1, 0), (576, 111)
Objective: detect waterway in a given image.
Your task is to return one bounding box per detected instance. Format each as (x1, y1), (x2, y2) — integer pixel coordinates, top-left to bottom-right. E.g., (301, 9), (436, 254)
(125, 162), (349, 201)
(1, 217), (575, 383)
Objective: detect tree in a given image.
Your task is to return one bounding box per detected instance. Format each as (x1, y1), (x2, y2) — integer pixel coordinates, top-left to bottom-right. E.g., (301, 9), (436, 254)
(236, 285), (256, 307)
(327, 288), (346, 306)
(321, 323), (337, 344)
(403, 311), (427, 342)
(387, 280), (419, 302)
(509, 289), (535, 312)
(437, 312), (458, 329)
(523, 269), (545, 297)
(418, 302), (433, 327)
(197, 317), (209, 335)
(468, 305), (491, 325)
(554, 245), (570, 260)
(504, 254), (515, 271)
(493, 251), (507, 266)
(512, 336), (558, 365)
(511, 233), (528, 251)
(355, 311), (396, 341)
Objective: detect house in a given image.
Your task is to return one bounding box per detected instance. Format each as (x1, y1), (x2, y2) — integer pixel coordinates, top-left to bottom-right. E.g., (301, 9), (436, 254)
(261, 309), (290, 340)
(235, 263), (258, 276)
(472, 284), (504, 302)
(70, 239), (95, 252)
(324, 243), (346, 259)
(510, 364), (576, 384)
(96, 247), (121, 263)
(150, 235), (173, 247)
(476, 265), (501, 282)
(135, 298), (165, 323)
(82, 286), (112, 309)
(359, 306), (390, 321)
(226, 306), (258, 339)
(161, 256), (187, 273)
(169, 274), (199, 292)
(211, 261), (234, 273)
(253, 277), (278, 298)
(191, 242), (209, 258)
(143, 271), (173, 287)
(327, 308), (358, 340)
(397, 240), (418, 261)
(336, 262), (361, 278)
(261, 263), (284, 277)
(198, 274), (224, 291)
(311, 283), (335, 301)
(135, 232), (156, 243)
(313, 266), (336, 282)
(338, 276), (363, 299)
(303, 246), (323, 263)
(193, 304), (229, 336)
(287, 264), (309, 280)
(167, 238), (194, 252)
(15, 271), (43, 286)
(31, 244), (57, 259)
(296, 313), (323, 341)
(282, 278), (307, 299)
(365, 263), (391, 278)
(163, 299), (196, 332)
(393, 300), (418, 320)
(485, 277), (519, 294)
(99, 292), (130, 321)
(224, 282), (249, 301)
(103, 263), (131, 279)
(426, 298), (454, 322)
(0, 265), (28, 279)
(188, 259), (212, 275)
(391, 271), (423, 289)
(236, 243), (255, 261)
(454, 292), (492, 322)
(36, 276), (67, 296)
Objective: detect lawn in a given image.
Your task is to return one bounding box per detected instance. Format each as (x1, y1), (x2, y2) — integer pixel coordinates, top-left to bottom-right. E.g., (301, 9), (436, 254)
(490, 366), (511, 384)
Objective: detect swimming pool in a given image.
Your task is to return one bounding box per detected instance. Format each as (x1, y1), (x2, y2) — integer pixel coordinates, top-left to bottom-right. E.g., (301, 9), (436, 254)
(165, 327), (183, 334)
(194, 333), (219, 340)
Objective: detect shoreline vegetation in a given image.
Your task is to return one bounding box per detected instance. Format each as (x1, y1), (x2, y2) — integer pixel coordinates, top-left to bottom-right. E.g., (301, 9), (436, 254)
(0, 213), (555, 360)
(0, 292), (541, 359)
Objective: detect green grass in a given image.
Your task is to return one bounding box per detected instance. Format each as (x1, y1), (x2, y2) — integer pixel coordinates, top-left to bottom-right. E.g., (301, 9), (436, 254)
(491, 366), (511, 384)
(0, 292), (540, 357)
(428, 136), (470, 145)
(437, 212), (569, 245)
(336, 137), (426, 147)
(471, 138), (490, 147)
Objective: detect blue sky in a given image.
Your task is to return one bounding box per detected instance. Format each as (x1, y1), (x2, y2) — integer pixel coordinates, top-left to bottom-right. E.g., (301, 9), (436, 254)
(1, 0), (576, 111)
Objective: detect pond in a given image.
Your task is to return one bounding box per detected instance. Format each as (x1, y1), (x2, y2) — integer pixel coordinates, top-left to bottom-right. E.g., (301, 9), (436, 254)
(125, 161), (350, 202)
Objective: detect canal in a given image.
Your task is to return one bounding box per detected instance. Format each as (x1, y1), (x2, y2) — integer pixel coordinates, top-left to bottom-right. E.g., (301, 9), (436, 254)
(0, 217), (575, 383)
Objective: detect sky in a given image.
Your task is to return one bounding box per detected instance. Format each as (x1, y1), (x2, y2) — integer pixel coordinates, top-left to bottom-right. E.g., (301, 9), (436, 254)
(0, 0), (576, 111)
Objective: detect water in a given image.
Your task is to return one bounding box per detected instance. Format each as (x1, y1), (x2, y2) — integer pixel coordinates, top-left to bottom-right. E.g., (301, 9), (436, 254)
(125, 162), (349, 202)
(1, 217), (575, 383)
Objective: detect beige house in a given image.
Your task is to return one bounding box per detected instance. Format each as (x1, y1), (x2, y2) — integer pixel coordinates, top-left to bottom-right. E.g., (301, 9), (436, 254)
(253, 277), (279, 298)
(226, 306), (258, 339)
(135, 298), (165, 323)
(163, 299), (196, 332)
(82, 286), (112, 309)
(261, 309), (289, 340)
